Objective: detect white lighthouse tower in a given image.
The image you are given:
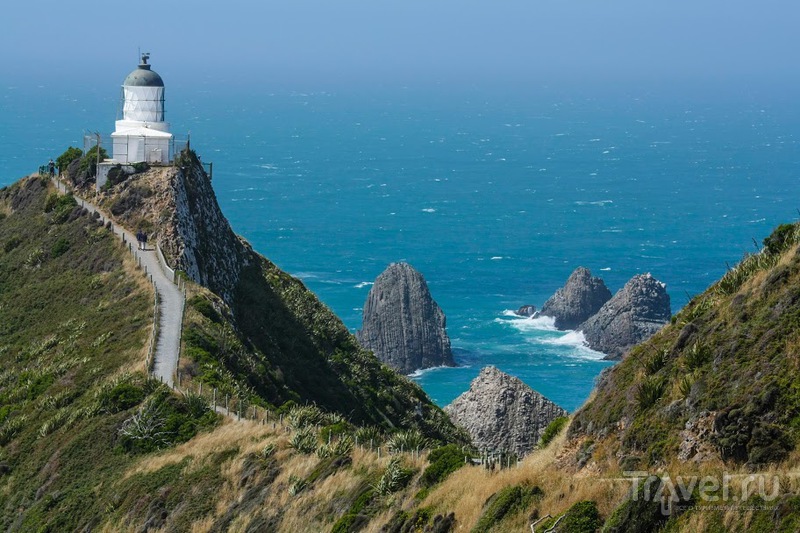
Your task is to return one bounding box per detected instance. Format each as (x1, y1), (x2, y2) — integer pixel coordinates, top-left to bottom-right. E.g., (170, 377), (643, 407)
(110, 53), (173, 165)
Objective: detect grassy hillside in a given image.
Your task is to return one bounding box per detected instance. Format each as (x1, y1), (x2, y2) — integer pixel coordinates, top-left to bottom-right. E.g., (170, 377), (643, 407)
(0, 176), (220, 529)
(564, 222), (800, 530)
(7, 167), (800, 531)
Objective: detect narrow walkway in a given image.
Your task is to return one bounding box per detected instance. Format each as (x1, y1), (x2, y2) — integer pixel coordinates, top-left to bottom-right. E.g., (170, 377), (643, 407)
(51, 177), (183, 387)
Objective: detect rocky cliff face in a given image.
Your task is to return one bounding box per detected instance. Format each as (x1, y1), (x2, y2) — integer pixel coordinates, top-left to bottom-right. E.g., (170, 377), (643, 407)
(541, 267), (612, 330)
(444, 366), (567, 457)
(579, 273), (671, 360)
(94, 151), (251, 304)
(357, 262), (455, 374)
(164, 152), (252, 304)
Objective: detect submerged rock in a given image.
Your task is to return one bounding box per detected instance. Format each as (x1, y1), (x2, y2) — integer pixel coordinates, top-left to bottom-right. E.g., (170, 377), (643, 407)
(515, 305), (539, 318)
(541, 267), (612, 330)
(356, 262), (455, 374)
(579, 273), (672, 360)
(444, 366), (568, 457)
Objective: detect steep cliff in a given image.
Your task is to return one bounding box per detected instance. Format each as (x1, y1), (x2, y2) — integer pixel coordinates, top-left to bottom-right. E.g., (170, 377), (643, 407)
(88, 151), (459, 439)
(357, 262), (455, 374)
(578, 273), (671, 360)
(540, 267), (612, 330)
(444, 366), (567, 457)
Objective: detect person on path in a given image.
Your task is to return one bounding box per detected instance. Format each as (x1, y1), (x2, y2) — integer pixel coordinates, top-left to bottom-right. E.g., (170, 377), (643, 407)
(136, 231), (144, 250)
(48, 159), (55, 177)
(141, 232), (148, 251)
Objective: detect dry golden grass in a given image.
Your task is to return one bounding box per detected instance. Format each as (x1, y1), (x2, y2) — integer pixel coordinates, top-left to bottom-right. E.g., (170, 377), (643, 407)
(418, 426), (642, 530)
(102, 403), (800, 533)
(124, 418), (279, 478)
(187, 516), (214, 533)
(280, 468), (364, 532)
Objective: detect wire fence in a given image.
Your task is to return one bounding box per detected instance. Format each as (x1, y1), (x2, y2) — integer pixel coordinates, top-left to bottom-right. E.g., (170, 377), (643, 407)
(83, 133), (189, 164)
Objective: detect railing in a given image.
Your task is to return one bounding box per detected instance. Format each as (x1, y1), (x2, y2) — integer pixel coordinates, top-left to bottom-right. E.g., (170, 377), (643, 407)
(155, 244), (176, 283)
(145, 286), (160, 373)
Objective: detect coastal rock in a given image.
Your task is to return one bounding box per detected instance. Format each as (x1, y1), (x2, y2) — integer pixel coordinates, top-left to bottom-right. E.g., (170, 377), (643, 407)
(444, 366), (568, 457)
(541, 267), (612, 330)
(579, 273), (672, 360)
(515, 305), (539, 318)
(356, 262), (455, 374)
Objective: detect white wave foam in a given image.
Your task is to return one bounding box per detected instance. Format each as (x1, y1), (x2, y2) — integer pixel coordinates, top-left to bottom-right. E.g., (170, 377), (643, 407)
(422, 208), (436, 213)
(491, 256), (503, 260)
(600, 267), (611, 271)
(354, 281), (374, 289)
(499, 312), (557, 332)
(539, 330), (607, 360)
(575, 200), (613, 206)
(544, 330), (588, 347)
(407, 364), (463, 378)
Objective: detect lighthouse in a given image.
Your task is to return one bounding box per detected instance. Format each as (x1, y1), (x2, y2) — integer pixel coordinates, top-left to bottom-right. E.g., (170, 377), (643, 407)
(110, 53), (173, 165)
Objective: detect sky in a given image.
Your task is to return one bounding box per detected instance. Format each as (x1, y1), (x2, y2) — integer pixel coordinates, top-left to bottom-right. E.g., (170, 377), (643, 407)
(1, 1), (798, 92)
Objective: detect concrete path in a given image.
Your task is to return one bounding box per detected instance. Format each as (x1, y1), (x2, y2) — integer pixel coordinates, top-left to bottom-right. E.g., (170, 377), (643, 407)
(51, 177), (183, 387)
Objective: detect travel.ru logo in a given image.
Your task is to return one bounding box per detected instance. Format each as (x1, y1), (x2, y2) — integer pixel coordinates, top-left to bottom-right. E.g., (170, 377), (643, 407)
(618, 470), (794, 515)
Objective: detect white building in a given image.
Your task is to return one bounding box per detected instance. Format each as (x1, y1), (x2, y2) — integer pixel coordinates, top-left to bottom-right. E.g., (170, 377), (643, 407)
(97, 54), (174, 189)
(111, 53), (173, 164)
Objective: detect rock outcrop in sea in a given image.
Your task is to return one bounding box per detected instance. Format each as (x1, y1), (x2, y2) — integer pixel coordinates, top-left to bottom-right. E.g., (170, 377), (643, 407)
(515, 305), (539, 318)
(541, 267), (612, 330)
(579, 273), (671, 360)
(357, 262), (455, 374)
(444, 366), (568, 457)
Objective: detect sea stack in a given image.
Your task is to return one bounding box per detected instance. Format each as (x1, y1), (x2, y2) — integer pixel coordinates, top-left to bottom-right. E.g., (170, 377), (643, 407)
(357, 262), (455, 374)
(444, 366), (568, 457)
(541, 267), (612, 330)
(579, 273), (671, 360)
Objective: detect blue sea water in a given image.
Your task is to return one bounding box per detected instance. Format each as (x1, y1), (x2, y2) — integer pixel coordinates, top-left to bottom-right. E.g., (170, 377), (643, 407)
(2, 82), (799, 412)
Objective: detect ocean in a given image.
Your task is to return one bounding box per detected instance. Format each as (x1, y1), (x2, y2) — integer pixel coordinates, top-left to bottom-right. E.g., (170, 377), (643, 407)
(2, 81), (798, 412)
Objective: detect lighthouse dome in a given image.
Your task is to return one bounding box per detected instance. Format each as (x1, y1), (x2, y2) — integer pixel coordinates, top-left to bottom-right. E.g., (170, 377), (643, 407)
(123, 54), (164, 87)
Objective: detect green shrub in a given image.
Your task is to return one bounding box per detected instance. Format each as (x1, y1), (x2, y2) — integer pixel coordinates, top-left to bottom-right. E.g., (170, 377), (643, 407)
(131, 162), (150, 173)
(287, 404), (324, 429)
(3, 236), (21, 253)
(643, 350), (667, 375)
(100, 382), (145, 413)
(636, 376), (666, 411)
(117, 388), (218, 454)
(331, 487), (375, 533)
(763, 223), (797, 256)
(78, 145), (109, 178)
(354, 425), (383, 447)
(374, 457), (414, 495)
(556, 500), (602, 533)
(386, 429), (428, 453)
(678, 374), (695, 399)
(683, 342), (711, 371)
(103, 165), (129, 189)
(188, 295), (222, 323)
(287, 475), (308, 496)
(289, 427), (318, 454)
(601, 477), (669, 532)
(472, 484), (543, 533)
(316, 435), (354, 459)
(320, 420), (351, 443)
(56, 146), (83, 172)
(539, 416), (569, 448)
(51, 237), (70, 258)
(0, 415), (28, 445)
(44, 193), (77, 224)
(421, 444), (467, 487)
